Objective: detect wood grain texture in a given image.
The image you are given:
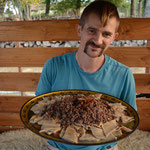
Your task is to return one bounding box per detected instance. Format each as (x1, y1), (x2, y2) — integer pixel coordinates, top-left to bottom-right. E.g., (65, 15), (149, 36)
(118, 18), (150, 40)
(0, 73), (149, 93)
(0, 20), (79, 42)
(134, 74), (150, 93)
(137, 98), (150, 131)
(138, 116), (150, 131)
(0, 98), (150, 131)
(137, 98), (150, 114)
(106, 47), (150, 67)
(0, 18), (150, 132)
(0, 18), (150, 42)
(0, 96), (32, 112)
(0, 73), (40, 91)
(0, 126), (25, 133)
(0, 47), (76, 67)
(0, 112), (23, 126)
(0, 47), (150, 67)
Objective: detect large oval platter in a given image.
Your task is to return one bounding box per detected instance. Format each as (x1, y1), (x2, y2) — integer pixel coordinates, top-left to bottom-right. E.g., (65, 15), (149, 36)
(20, 90), (139, 145)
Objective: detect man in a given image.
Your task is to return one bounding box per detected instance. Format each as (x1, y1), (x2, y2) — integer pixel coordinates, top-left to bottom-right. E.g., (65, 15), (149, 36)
(36, 1), (137, 150)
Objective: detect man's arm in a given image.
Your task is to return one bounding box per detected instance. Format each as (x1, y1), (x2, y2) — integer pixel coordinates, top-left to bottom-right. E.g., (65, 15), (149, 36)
(35, 59), (55, 96)
(121, 68), (137, 110)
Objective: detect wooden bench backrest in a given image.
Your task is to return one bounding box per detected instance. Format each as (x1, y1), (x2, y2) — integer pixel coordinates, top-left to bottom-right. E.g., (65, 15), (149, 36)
(0, 18), (150, 132)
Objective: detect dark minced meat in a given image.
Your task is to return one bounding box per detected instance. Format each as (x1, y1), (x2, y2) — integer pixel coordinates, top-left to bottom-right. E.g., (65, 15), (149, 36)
(42, 95), (115, 128)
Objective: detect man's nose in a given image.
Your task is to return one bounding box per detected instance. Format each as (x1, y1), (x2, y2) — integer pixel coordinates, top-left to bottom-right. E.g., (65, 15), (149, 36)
(93, 33), (103, 45)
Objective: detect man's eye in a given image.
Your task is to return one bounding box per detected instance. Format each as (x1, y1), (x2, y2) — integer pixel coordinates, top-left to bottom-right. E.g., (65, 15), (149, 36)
(103, 32), (112, 37)
(88, 29), (95, 34)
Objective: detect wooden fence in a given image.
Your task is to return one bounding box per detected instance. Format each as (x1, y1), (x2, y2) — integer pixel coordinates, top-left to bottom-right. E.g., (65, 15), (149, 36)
(0, 18), (150, 132)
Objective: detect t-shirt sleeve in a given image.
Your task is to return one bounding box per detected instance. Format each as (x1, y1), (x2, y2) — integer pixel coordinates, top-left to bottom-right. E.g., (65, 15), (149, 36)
(121, 68), (137, 110)
(35, 59), (55, 96)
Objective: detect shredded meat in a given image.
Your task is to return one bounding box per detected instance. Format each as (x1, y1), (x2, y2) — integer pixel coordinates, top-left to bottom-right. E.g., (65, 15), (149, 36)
(43, 95), (115, 128)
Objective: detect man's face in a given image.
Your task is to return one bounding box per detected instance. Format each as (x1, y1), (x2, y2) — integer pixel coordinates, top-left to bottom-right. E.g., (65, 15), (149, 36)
(77, 13), (119, 58)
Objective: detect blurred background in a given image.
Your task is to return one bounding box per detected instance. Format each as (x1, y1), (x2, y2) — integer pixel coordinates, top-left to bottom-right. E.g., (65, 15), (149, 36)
(0, 0), (150, 21)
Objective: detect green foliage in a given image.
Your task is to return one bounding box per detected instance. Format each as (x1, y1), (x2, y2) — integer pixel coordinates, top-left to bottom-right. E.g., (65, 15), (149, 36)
(52, 0), (92, 17)
(18, 0), (43, 6)
(108, 0), (130, 9)
(0, 0), (6, 4)
(4, 8), (14, 15)
(0, 0), (147, 20)
(51, 0), (130, 17)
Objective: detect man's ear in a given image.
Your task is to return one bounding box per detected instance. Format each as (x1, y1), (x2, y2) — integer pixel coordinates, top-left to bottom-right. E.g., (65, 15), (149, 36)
(114, 32), (119, 40)
(110, 32), (119, 44)
(77, 24), (82, 37)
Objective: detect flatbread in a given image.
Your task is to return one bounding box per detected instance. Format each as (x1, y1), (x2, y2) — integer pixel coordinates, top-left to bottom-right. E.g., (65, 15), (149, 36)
(79, 133), (100, 142)
(103, 133), (117, 142)
(59, 128), (66, 138)
(102, 120), (118, 136)
(39, 119), (61, 134)
(29, 115), (43, 124)
(62, 126), (79, 143)
(31, 101), (47, 114)
(29, 94), (134, 143)
(73, 125), (86, 137)
(38, 119), (59, 126)
(31, 98), (57, 114)
(109, 103), (127, 119)
(121, 115), (134, 124)
(121, 126), (132, 132)
(112, 128), (122, 137)
(90, 126), (105, 139)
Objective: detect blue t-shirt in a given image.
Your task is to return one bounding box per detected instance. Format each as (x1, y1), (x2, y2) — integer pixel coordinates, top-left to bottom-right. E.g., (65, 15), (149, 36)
(36, 51), (137, 150)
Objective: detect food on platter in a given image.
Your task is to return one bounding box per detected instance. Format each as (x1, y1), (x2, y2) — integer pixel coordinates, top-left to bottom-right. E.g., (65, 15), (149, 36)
(29, 94), (134, 143)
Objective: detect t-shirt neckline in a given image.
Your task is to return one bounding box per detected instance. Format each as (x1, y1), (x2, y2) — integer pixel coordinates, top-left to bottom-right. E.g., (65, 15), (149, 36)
(72, 51), (108, 75)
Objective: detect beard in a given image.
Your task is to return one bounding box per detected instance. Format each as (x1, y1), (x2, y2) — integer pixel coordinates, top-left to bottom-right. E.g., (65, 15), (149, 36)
(83, 41), (105, 58)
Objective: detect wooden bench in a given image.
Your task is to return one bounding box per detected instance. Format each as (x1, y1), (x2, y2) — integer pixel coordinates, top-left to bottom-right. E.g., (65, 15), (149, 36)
(0, 18), (150, 133)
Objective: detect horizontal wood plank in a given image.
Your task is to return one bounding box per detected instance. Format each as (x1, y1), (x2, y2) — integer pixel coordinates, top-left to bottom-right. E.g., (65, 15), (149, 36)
(137, 98), (150, 130)
(0, 73), (149, 93)
(106, 47), (150, 67)
(0, 126), (25, 133)
(0, 96), (32, 112)
(0, 47), (76, 67)
(0, 73), (40, 91)
(118, 18), (150, 40)
(0, 20), (79, 42)
(134, 74), (150, 93)
(0, 47), (150, 67)
(138, 115), (150, 131)
(137, 98), (150, 114)
(0, 97), (150, 131)
(0, 112), (24, 126)
(0, 18), (150, 42)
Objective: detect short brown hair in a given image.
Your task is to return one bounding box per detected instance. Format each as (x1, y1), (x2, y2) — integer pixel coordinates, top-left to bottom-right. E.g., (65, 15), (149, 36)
(80, 0), (120, 31)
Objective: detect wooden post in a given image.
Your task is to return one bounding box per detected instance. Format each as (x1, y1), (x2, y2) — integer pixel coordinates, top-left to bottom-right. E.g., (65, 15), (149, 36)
(146, 40), (150, 73)
(16, 42), (23, 96)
